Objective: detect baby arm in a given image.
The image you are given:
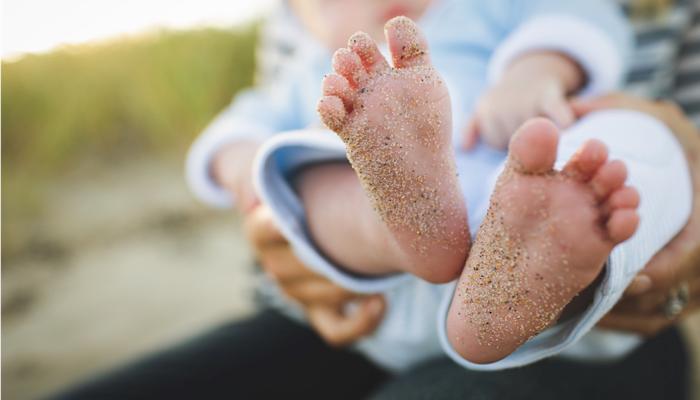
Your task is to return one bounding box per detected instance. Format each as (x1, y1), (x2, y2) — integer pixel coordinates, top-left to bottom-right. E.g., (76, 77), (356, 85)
(464, 0), (632, 150)
(187, 67), (307, 210)
(464, 51), (585, 149)
(210, 140), (263, 214)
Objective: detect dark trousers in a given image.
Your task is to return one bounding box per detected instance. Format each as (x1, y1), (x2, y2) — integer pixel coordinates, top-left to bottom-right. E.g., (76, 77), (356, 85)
(372, 330), (691, 400)
(51, 309), (389, 400)
(52, 309), (690, 400)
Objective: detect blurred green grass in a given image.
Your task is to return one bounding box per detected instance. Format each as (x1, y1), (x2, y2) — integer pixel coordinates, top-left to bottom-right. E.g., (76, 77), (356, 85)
(2, 25), (258, 258)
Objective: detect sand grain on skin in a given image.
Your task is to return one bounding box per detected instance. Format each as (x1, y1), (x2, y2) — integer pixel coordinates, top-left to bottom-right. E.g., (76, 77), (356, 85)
(339, 66), (464, 253)
(454, 166), (575, 348)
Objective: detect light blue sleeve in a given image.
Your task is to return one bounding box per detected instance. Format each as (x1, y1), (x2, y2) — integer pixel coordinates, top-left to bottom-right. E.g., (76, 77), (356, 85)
(253, 130), (414, 293)
(488, 0), (634, 95)
(220, 75), (307, 140)
(511, 0), (632, 53)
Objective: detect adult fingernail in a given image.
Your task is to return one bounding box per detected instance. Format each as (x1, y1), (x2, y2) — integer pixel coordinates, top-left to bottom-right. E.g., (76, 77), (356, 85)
(627, 275), (652, 295)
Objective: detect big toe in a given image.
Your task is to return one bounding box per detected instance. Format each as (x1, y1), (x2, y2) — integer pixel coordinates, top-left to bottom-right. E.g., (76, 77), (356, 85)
(384, 16), (430, 68)
(508, 118), (559, 174)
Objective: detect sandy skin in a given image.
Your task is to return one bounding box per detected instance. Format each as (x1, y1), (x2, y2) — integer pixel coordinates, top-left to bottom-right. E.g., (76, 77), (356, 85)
(317, 16), (469, 283)
(447, 119), (640, 364)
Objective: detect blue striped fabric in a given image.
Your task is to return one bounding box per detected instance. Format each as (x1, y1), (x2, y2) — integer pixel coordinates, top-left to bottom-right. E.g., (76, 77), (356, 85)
(620, 0), (699, 126)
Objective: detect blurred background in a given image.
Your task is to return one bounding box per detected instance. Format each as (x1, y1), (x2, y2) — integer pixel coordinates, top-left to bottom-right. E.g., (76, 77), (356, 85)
(3, 1), (274, 398)
(3, 1), (700, 399)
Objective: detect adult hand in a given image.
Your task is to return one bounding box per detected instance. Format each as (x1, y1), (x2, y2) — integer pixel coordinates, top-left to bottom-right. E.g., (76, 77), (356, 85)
(243, 205), (385, 346)
(571, 94), (700, 336)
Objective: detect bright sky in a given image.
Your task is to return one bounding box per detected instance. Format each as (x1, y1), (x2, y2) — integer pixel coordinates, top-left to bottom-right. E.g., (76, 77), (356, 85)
(2, 0), (276, 60)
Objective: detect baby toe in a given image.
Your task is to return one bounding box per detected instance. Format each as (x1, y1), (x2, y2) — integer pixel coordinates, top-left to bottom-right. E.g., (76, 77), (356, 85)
(507, 118), (559, 174)
(332, 48), (368, 88)
(601, 185), (639, 219)
(590, 160), (627, 201)
(606, 208), (639, 244)
(384, 16), (431, 69)
(317, 96), (347, 132)
(606, 186), (640, 210)
(322, 74), (356, 111)
(562, 139), (608, 182)
(348, 31), (389, 74)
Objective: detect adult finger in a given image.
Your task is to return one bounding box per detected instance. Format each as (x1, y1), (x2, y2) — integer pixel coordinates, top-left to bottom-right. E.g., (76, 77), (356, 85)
(307, 295), (386, 347)
(631, 233), (700, 297)
(599, 296), (700, 336)
(597, 311), (673, 337)
(624, 274), (653, 296)
(282, 277), (357, 307)
(243, 206), (287, 248)
(609, 289), (666, 314)
(614, 273), (700, 314)
(259, 245), (321, 283)
(569, 93), (643, 117)
(637, 240), (684, 292)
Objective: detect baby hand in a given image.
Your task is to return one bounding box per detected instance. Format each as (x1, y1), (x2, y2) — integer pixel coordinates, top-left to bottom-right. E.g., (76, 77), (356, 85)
(463, 77), (575, 149)
(463, 52), (583, 150)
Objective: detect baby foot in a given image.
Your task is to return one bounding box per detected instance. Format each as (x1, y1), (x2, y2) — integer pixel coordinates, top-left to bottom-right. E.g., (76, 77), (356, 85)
(317, 16), (469, 283)
(447, 118), (640, 363)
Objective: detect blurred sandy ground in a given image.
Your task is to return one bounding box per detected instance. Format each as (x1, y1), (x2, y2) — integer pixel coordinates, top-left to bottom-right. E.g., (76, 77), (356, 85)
(2, 158), (258, 399)
(1, 23), (257, 399)
(2, 157), (700, 399)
